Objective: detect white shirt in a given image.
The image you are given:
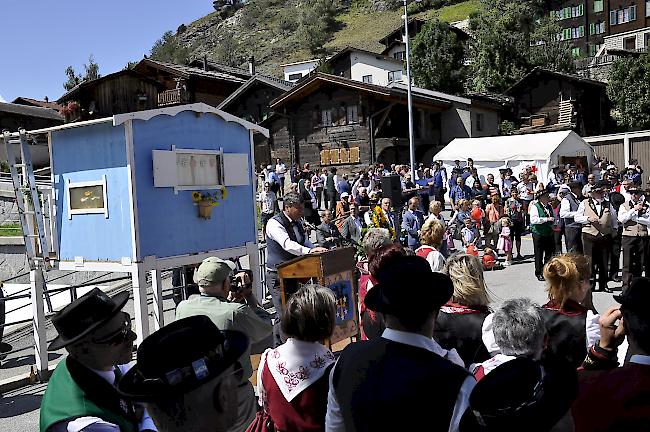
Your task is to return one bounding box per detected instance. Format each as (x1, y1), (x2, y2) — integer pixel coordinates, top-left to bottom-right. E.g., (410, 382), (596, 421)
(265, 212), (314, 262)
(517, 182), (535, 200)
(574, 200), (619, 230)
(275, 163), (286, 177)
(257, 191), (277, 214)
(325, 328), (475, 432)
(618, 200), (650, 226)
(529, 201), (553, 225)
(49, 364), (156, 432)
(559, 193), (581, 220)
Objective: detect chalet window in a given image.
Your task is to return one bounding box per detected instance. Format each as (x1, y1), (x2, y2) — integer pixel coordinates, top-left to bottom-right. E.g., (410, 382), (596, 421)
(288, 73), (302, 81)
(597, 22), (606, 34)
(630, 5), (637, 21)
(589, 23), (595, 35)
(610, 10), (617, 25)
(333, 106), (346, 126)
(346, 105), (359, 124)
(572, 47), (581, 58)
(645, 33), (650, 48)
(579, 26), (584, 37)
(67, 177), (108, 219)
(624, 36), (636, 50)
(362, 75), (373, 84)
(388, 70), (403, 83)
(322, 109), (332, 127)
(647, 1), (650, 17)
(313, 107), (320, 128)
(393, 51), (406, 60)
(594, 0), (603, 13)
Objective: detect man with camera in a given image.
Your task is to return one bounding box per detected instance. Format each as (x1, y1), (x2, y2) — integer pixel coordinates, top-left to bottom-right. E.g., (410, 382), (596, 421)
(176, 257), (272, 432)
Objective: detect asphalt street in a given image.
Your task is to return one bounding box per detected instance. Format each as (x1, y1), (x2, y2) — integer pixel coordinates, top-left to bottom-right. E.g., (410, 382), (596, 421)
(0, 233), (619, 431)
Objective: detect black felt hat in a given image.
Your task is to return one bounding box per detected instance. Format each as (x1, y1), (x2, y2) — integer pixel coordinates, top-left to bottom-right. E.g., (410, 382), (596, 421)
(364, 255), (453, 316)
(459, 358), (577, 432)
(614, 277), (650, 316)
(118, 315), (248, 402)
(535, 189), (550, 200)
(48, 288), (130, 351)
(591, 180), (610, 192)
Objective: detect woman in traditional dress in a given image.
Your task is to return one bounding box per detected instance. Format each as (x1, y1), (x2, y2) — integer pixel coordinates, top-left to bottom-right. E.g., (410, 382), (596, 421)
(435, 253), (492, 367)
(416, 218), (446, 272)
(257, 285), (337, 431)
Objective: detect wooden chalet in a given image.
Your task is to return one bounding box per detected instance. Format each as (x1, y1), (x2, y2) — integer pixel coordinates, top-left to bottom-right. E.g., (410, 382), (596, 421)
(57, 69), (164, 121)
(267, 73), (505, 171)
(133, 58), (246, 108)
(505, 67), (612, 136)
(218, 75), (294, 166)
(379, 18), (469, 60)
(0, 101), (63, 132)
(12, 97), (62, 111)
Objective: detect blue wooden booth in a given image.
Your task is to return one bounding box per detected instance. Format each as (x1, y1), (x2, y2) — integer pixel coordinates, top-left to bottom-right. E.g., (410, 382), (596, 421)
(46, 103), (268, 342)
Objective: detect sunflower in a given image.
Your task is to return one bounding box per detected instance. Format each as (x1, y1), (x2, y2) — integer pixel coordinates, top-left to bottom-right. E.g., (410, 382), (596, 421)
(191, 191), (202, 203)
(220, 185), (228, 200)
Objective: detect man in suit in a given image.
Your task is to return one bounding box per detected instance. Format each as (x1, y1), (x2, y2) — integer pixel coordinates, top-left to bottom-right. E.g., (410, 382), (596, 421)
(341, 202), (363, 245)
(316, 209), (342, 249)
(326, 255), (474, 432)
(572, 277), (650, 431)
(402, 196), (425, 250)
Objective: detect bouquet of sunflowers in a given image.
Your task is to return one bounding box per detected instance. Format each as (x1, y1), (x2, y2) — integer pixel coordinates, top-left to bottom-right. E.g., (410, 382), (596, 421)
(366, 205), (396, 241)
(191, 186), (229, 219)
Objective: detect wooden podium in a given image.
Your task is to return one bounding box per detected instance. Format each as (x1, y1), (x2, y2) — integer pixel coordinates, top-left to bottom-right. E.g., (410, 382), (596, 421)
(277, 247), (359, 344)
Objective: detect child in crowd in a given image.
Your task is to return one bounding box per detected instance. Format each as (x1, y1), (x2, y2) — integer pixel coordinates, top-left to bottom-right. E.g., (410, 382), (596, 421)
(497, 217), (513, 265)
(462, 218), (480, 247)
(482, 247), (499, 270)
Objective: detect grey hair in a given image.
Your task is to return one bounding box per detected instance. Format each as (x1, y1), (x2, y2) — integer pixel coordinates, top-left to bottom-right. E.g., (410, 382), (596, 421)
(492, 298), (545, 359)
(362, 228), (391, 257)
(283, 192), (303, 208)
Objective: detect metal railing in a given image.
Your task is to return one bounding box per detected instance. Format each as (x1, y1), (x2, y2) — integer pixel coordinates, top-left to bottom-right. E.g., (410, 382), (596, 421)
(157, 89), (190, 107)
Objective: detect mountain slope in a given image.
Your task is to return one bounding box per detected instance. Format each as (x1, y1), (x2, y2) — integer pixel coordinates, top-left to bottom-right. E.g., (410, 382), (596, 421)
(175, 0), (480, 77)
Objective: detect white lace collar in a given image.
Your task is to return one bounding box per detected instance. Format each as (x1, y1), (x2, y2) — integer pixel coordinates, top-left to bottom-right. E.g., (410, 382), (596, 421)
(265, 339), (335, 402)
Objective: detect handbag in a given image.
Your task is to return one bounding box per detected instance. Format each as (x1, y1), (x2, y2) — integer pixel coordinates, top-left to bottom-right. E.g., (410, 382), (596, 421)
(245, 351), (276, 432)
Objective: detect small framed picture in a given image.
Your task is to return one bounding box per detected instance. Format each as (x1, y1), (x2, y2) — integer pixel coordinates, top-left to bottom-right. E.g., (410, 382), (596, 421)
(67, 175), (108, 219)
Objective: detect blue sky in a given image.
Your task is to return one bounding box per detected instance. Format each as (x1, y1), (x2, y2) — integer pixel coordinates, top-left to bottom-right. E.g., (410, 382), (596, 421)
(0, 1), (212, 103)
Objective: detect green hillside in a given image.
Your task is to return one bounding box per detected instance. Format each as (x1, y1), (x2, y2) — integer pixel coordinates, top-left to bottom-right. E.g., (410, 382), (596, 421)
(173, 0), (480, 78)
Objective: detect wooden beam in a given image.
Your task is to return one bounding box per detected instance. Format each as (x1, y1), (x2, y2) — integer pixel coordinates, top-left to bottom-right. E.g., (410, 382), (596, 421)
(374, 103), (395, 137)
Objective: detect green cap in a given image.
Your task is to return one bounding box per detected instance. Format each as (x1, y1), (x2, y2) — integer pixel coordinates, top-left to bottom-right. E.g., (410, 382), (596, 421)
(193, 257), (236, 286)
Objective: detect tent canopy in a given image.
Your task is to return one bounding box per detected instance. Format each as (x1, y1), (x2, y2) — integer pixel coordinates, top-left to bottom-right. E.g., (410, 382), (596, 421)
(433, 130), (594, 186)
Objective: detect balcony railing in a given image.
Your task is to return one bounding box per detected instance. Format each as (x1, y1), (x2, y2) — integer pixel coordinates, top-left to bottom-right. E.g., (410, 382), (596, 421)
(157, 88), (190, 107)
(575, 46), (648, 70)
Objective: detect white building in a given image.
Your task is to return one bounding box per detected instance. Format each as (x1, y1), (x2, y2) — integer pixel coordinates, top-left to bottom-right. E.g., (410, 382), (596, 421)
(604, 26), (650, 51)
(327, 47), (405, 87)
(281, 59), (321, 83)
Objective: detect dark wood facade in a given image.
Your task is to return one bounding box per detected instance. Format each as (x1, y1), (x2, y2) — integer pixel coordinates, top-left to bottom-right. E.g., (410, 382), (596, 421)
(58, 70), (162, 121)
(0, 102), (63, 132)
(218, 76), (294, 167)
(268, 74), (472, 173)
(506, 68), (612, 136)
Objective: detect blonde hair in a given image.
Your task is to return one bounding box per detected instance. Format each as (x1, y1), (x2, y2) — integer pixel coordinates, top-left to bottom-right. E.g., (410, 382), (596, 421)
(443, 253), (490, 307)
(543, 253), (591, 307)
(472, 200), (481, 208)
(500, 217), (511, 226)
(420, 218), (445, 248)
(458, 199), (469, 209)
(429, 200), (442, 214)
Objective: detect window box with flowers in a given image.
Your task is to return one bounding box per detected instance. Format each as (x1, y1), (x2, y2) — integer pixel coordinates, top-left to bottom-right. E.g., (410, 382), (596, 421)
(60, 101), (81, 123)
(191, 186), (229, 219)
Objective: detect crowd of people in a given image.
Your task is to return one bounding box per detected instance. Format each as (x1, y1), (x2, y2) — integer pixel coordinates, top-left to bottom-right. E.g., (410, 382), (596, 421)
(36, 156), (650, 432)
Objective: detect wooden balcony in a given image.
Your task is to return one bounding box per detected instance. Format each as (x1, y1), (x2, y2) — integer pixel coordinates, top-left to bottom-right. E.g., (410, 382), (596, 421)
(157, 88), (190, 107)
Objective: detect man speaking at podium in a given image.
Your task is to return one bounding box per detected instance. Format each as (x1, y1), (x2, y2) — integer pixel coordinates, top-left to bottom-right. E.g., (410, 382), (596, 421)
(265, 192), (328, 319)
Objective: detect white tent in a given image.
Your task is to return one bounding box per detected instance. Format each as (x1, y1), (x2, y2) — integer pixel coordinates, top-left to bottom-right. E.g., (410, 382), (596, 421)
(433, 130), (594, 186)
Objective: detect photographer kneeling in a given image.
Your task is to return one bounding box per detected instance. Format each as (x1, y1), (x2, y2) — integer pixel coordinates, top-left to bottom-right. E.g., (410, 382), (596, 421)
(176, 257), (273, 432)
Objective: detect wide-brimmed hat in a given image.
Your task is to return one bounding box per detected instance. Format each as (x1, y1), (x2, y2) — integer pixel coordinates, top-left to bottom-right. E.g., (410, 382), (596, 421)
(459, 358), (577, 432)
(535, 190), (550, 200)
(48, 288), (130, 351)
(591, 180), (610, 192)
(614, 277), (650, 316)
(364, 255), (453, 316)
(118, 315), (248, 402)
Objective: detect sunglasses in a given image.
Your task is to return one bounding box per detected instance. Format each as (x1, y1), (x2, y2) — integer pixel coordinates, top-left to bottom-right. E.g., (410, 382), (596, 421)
(93, 312), (132, 345)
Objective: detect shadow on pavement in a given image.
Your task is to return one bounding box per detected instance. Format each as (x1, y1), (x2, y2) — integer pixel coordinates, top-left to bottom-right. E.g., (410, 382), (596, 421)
(0, 394), (42, 418)
(1, 353), (62, 369)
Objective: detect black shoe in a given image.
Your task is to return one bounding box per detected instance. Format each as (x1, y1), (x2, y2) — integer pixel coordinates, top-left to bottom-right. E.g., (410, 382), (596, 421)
(536, 274), (545, 281)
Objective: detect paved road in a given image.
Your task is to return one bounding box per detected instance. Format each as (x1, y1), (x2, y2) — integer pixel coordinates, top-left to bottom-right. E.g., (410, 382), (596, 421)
(0, 233), (620, 430)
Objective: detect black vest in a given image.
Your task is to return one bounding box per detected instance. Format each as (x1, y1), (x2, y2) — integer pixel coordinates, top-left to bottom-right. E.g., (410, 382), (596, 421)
(265, 213), (307, 271)
(332, 337), (469, 432)
(540, 301), (588, 369)
(434, 309), (490, 367)
(326, 173), (336, 192)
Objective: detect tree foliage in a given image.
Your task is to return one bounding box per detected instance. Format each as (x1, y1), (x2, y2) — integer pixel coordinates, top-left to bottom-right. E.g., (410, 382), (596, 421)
(608, 53), (650, 131)
(297, 0), (341, 55)
(150, 31), (190, 65)
(63, 55), (101, 91)
(411, 19), (466, 94)
(468, 0), (574, 93)
(214, 30), (242, 67)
